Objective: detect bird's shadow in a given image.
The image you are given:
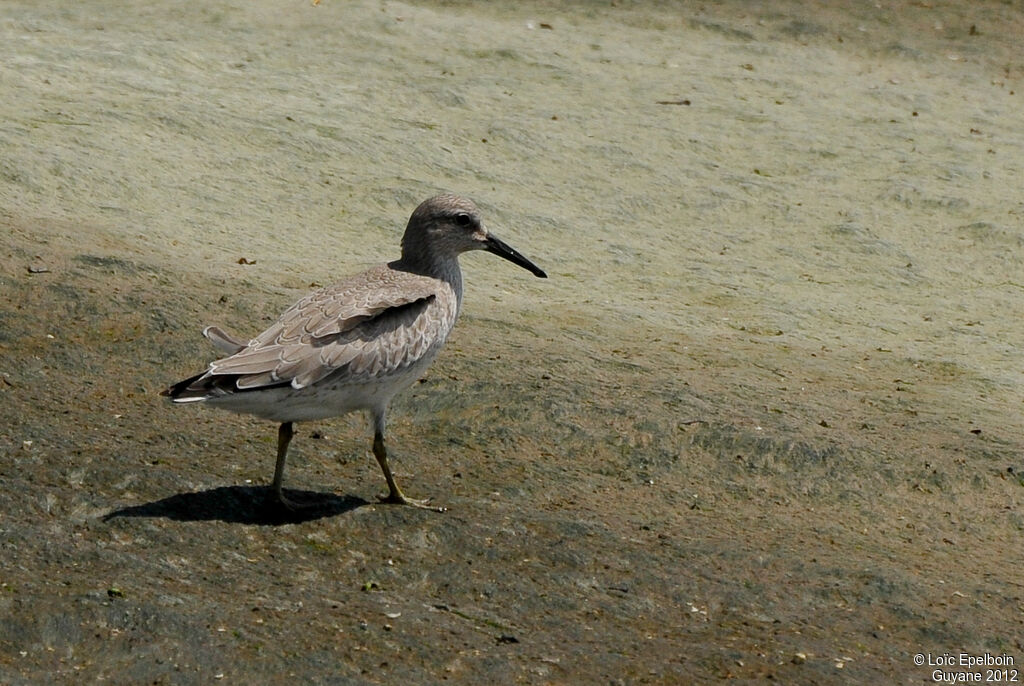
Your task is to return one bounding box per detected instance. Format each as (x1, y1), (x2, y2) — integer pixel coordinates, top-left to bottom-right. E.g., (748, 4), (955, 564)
(103, 486), (369, 525)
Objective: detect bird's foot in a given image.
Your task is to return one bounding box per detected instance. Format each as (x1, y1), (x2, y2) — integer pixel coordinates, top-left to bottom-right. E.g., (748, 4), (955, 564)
(377, 491), (447, 512)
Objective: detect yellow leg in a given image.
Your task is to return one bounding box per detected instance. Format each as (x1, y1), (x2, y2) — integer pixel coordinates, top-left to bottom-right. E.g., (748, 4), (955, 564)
(372, 431), (444, 511)
(272, 422), (306, 511)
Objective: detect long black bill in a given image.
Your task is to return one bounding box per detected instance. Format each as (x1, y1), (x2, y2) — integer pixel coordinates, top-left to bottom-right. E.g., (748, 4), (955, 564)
(484, 233), (547, 278)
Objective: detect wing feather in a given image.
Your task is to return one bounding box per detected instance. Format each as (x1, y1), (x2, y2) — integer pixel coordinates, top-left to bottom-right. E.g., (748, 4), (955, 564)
(210, 346), (284, 374)
(195, 263), (453, 394)
(235, 371), (278, 389)
(202, 326), (247, 354)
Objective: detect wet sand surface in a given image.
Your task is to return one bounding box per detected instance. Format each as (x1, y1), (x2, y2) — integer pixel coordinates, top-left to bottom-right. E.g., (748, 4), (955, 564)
(1, 1), (1023, 682)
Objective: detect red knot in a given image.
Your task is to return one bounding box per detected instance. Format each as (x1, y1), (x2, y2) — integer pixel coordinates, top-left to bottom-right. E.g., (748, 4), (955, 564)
(162, 194), (546, 511)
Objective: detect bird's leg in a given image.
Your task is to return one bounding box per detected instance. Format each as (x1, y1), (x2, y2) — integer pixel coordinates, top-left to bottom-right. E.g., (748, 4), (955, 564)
(371, 424), (445, 512)
(271, 421), (307, 511)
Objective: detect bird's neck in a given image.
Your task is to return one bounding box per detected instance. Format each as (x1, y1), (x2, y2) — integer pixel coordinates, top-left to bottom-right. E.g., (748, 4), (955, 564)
(394, 251), (464, 302)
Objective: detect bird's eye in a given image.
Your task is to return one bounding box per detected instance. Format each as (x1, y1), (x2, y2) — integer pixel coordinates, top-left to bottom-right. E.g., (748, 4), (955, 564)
(454, 213), (472, 227)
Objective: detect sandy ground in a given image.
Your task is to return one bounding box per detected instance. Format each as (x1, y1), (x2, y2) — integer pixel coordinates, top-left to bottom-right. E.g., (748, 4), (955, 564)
(2, 0), (1023, 683)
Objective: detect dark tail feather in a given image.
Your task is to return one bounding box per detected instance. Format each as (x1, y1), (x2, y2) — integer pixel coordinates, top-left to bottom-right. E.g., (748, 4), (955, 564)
(161, 371), (211, 401)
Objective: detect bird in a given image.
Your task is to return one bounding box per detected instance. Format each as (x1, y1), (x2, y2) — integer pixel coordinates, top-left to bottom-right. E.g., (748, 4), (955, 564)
(161, 194), (546, 511)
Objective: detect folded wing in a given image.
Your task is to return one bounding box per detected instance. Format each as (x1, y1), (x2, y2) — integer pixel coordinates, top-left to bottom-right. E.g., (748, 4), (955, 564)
(168, 264), (448, 400)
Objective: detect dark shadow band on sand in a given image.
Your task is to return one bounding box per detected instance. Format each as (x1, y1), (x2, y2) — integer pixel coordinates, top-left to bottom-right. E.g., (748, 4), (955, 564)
(103, 486), (368, 525)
